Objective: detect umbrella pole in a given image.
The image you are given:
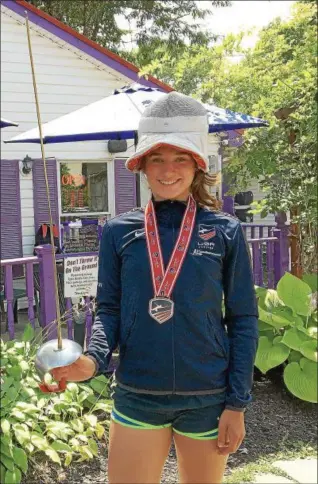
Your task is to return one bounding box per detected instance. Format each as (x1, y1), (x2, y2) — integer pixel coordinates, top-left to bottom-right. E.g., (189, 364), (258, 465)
(25, 13), (62, 349)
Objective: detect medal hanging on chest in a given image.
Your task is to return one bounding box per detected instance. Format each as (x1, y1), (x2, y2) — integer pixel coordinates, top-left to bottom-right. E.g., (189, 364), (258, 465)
(145, 195), (197, 324)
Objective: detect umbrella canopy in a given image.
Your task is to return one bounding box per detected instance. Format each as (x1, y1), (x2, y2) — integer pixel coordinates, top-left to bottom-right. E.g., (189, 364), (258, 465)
(5, 84), (267, 144)
(1, 118), (19, 129)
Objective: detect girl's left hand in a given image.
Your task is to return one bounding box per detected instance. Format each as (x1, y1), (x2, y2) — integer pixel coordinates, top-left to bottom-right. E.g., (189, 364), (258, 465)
(217, 409), (246, 455)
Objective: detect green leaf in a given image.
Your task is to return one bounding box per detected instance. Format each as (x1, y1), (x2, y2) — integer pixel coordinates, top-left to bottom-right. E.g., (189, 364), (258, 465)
(281, 327), (312, 352)
(1, 442), (13, 459)
(66, 383), (79, 394)
(78, 446), (93, 461)
(88, 439), (98, 457)
(12, 447), (28, 474)
(1, 377), (14, 393)
(91, 401), (112, 413)
(45, 422), (74, 441)
(10, 410), (26, 421)
(64, 453), (73, 466)
(288, 350), (303, 363)
(1, 420), (10, 435)
(255, 335), (290, 374)
(24, 443), (34, 454)
(50, 441), (73, 453)
(277, 272), (312, 316)
(89, 379), (109, 397)
(95, 423), (105, 439)
(77, 434), (88, 443)
(7, 366), (22, 380)
(45, 448), (61, 465)
(1, 464), (6, 484)
(4, 467), (21, 484)
(1, 454), (14, 472)
(22, 324), (35, 342)
(13, 424), (30, 447)
(19, 361), (29, 372)
(302, 274), (318, 292)
(30, 432), (49, 451)
(14, 402), (40, 415)
(300, 340), (318, 362)
(70, 419), (84, 433)
(258, 320), (275, 332)
(284, 358), (318, 403)
(84, 414), (97, 427)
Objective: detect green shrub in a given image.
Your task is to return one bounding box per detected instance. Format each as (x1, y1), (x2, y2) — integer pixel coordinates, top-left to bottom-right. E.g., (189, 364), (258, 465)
(0, 325), (112, 484)
(255, 272), (317, 403)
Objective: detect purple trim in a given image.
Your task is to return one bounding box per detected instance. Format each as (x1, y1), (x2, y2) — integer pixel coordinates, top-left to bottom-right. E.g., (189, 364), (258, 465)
(35, 245), (57, 340)
(65, 297), (73, 339)
(0, 159), (23, 264)
(56, 252), (98, 259)
(25, 262), (35, 327)
(4, 265), (15, 339)
(2, 0), (164, 90)
(0, 256), (38, 266)
(114, 158), (137, 215)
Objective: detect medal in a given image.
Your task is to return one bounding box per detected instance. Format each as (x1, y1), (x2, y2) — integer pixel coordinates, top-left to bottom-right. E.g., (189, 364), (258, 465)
(145, 195), (196, 323)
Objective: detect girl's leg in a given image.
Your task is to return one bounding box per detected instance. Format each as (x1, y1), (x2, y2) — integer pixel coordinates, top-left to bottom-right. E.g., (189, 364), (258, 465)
(108, 420), (172, 484)
(173, 432), (228, 484)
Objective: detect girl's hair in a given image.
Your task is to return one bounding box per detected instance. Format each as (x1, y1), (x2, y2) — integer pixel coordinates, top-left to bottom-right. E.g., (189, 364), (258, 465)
(191, 170), (221, 211)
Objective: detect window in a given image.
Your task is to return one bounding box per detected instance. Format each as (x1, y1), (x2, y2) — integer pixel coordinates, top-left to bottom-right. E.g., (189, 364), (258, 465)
(60, 162), (110, 253)
(60, 162), (108, 214)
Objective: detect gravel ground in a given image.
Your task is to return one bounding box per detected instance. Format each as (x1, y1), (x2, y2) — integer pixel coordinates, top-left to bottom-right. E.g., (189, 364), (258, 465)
(22, 372), (317, 484)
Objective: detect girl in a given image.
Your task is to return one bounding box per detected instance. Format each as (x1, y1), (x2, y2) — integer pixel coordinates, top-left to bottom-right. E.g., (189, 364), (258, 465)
(52, 92), (258, 484)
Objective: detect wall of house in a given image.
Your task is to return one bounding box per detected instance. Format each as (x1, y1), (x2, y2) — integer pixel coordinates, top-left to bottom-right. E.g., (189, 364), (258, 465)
(0, 6), (135, 256)
(246, 179), (275, 225)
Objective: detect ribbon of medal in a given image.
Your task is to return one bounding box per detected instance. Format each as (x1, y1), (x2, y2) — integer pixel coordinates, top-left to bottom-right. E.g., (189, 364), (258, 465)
(145, 195), (197, 323)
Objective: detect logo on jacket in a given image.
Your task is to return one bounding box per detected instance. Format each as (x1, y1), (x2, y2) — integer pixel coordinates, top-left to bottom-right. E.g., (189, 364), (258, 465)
(198, 225), (216, 241)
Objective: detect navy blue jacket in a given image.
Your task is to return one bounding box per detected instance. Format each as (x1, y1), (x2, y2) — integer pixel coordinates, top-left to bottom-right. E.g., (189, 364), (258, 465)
(86, 200), (259, 411)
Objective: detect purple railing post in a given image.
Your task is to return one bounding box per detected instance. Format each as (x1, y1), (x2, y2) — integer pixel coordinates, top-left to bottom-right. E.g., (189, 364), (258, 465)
(252, 241), (263, 286)
(25, 262), (35, 328)
(266, 240), (275, 288)
(4, 265), (15, 340)
(273, 212), (290, 286)
(35, 245), (58, 340)
(65, 298), (73, 339)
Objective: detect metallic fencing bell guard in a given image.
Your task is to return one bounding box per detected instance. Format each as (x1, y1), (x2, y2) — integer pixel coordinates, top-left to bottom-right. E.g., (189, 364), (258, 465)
(35, 339), (83, 393)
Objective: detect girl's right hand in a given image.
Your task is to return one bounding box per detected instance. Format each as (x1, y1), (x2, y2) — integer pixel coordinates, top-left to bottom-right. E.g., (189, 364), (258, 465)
(50, 355), (97, 382)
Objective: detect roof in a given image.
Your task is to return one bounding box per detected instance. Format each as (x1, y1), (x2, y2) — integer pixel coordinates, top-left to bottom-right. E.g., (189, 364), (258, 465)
(1, 0), (174, 93)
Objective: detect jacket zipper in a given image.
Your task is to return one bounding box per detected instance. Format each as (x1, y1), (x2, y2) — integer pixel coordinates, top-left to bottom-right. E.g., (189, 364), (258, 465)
(172, 211), (176, 393)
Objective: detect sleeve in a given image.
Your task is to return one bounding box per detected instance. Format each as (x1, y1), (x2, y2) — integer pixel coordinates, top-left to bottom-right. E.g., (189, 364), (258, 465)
(222, 222), (259, 411)
(84, 222), (121, 375)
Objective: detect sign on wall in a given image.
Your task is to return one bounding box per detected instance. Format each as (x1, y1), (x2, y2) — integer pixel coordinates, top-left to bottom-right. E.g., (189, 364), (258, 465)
(64, 255), (98, 298)
(63, 224), (100, 253)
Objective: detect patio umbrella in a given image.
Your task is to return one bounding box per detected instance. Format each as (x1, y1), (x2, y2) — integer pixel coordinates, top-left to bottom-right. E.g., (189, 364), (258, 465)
(1, 117), (19, 128)
(5, 83), (267, 144)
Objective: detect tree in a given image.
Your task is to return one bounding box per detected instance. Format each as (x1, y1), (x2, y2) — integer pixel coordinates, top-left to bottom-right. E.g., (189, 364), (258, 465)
(27, 0), (230, 56)
(140, 2), (317, 272)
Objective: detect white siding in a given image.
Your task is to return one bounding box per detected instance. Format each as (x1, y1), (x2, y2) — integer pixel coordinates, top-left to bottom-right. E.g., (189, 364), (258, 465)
(0, 6), (135, 256)
(246, 179), (275, 225)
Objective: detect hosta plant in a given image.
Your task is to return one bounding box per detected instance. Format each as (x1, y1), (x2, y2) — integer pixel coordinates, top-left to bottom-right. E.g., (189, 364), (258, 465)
(0, 324), (112, 484)
(255, 272), (317, 403)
